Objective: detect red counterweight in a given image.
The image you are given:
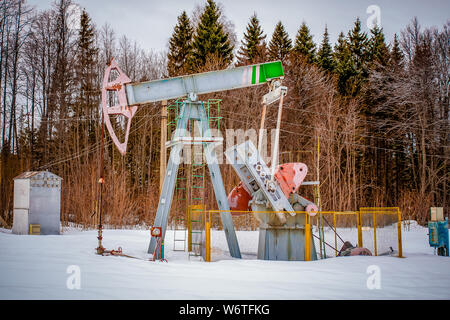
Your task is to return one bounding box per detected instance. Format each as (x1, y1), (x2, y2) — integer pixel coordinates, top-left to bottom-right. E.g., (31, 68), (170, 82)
(227, 182), (253, 213)
(228, 162), (309, 212)
(274, 163), (308, 198)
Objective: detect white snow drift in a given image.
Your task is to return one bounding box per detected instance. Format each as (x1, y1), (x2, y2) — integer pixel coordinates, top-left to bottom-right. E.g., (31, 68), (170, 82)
(0, 221), (449, 299)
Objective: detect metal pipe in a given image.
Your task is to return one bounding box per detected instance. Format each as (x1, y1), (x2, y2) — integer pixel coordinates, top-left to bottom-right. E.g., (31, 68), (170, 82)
(258, 103), (267, 152)
(334, 214), (337, 256)
(397, 208), (403, 258)
(321, 214), (345, 244)
(312, 233), (338, 254)
(357, 211), (363, 247)
(160, 100), (168, 194)
(270, 94), (285, 181)
(96, 112), (105, 254)
(373, 213), (378, 256)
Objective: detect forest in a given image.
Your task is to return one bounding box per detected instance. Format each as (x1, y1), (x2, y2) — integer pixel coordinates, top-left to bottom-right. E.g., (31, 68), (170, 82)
(0, 0), (448, 229)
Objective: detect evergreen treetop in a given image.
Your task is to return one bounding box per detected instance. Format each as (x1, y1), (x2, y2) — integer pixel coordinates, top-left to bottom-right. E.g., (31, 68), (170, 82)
(316, 25), (333, 71)
(189, 0), (234, 70)
(347, 17), (370, 77)
(76, 9), (98, 104)
(237, 13), (266, 65)
(267, 21), (292, 62)
(368, 23), (390, 68)
(343, 17), (371, 95)
(389, 34), (404, 70)
(74, 9), (99, 142)
(333, 31), (356, 95)
(293, 22), (316, 63)
(77, 9), (97, 71)
(167, 11), (193, 76)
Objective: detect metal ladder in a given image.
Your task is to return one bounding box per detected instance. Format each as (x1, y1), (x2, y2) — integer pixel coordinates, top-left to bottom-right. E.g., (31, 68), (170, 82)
(169, 101), (188, 251)
(188, 204), (205, 258)
(187, 100), (221, 259)
(188, 116), (207, 259)
(173, 161), (188, 251)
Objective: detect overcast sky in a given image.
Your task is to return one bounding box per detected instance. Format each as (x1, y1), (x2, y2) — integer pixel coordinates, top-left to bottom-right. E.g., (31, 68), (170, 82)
(27, 0), (450, 53)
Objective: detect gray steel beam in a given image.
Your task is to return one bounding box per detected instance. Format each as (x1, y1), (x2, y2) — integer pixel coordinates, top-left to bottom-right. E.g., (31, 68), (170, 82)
(199, 103), (241, 259)
(125, 61), (284, 106)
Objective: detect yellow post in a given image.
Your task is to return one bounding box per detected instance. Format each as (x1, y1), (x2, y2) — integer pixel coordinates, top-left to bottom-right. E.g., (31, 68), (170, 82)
(357, 211), (363, 248)
(188, 207), (192, 252)
(205, 211), (211, 262)
(334, 213), (337, 256)
(373, 213), (377, 256)
(397, 208), (403, 258)
(304, 213), (311, 261)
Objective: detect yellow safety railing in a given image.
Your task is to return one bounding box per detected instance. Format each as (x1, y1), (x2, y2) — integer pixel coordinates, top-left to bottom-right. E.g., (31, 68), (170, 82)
(203, 207), (403, 262)
(359, 207), (403, 258)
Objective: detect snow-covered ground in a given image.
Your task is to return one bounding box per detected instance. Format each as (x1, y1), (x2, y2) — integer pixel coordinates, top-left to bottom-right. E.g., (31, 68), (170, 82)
(0, 221), (449, 299)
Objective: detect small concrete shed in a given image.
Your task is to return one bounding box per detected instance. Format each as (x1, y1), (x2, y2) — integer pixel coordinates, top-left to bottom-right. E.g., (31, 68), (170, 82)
(12, 171), (62, 235)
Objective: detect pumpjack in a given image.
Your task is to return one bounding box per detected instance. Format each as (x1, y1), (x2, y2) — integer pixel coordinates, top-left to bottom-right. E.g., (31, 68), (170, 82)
(101, 59), (318, 260)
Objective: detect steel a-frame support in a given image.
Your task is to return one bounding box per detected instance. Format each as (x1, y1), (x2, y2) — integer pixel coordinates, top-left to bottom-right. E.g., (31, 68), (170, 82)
(148, 100), (241, 258)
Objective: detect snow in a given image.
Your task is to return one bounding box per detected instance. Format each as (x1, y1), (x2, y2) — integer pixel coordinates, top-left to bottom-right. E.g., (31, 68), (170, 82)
(0, 221), (449, 300)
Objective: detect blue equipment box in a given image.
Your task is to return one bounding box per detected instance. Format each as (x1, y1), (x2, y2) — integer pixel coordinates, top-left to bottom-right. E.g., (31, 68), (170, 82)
(428, 217), (449, 256)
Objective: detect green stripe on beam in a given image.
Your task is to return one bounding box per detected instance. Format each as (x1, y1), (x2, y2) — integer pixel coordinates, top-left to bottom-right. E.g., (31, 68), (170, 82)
(252, 65), (257, 85)
(260, 61), (284, 80)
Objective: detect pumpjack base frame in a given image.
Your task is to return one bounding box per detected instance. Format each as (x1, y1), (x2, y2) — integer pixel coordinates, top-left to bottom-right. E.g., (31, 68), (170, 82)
(258, 226), (317, 261)
(226, 140), (318, 261)
(148, 100), (241, 259)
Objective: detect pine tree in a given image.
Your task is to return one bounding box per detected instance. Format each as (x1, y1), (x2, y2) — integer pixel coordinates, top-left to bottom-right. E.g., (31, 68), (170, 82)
(333, 31), (356, 95)
(347, 18), (369, 75)
(389, 34), (404, 69)
(346, 18), (370, 95)
(167, 11), (193, 77)
(75, 9), (98, 116)
(267, 21), (292, 62)
(316, 25), (333, 71)
(74, 9), (98, 144)
(368, 23), (390, 68)
(237, 13), (266, 65)
(293, 22), (316, 63)
(189, 0), (233, 70)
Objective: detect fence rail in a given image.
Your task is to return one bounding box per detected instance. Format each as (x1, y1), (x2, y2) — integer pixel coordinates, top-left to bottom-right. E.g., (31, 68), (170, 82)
(203, 207), (403, 261)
